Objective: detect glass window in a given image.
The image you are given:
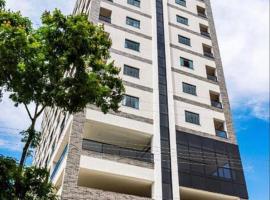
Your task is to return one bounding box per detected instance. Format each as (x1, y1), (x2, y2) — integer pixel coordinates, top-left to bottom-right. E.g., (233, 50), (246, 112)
(126, 17), (140, 28)
(179, 35), (191, 46)
(124, 65), (140, 78)
(175, 0), (186, 7)
(127, 0), (140, 7)
(185, 111), (200, 125)
(125, 39), (140, 51)
(183, 82), (197, 95)
(177, 15), (188, 25)
(180, 57), (193, 69)
(123, 95), (139, 109)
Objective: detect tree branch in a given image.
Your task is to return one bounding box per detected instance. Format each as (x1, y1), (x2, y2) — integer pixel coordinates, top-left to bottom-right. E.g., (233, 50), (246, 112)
(36, 105), (46, 118)
(23, 103), (33, 121)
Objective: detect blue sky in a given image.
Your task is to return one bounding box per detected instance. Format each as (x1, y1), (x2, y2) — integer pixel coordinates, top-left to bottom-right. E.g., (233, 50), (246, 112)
(0, 0), (269, 199)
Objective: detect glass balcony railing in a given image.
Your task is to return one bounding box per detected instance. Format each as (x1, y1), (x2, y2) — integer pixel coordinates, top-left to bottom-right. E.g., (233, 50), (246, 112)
(201, 31), (210, 38)
(99, 15), (111, 23)
(211, 100), (223, 109)
(216, 130), (228, 139)
(82, 139), (154, 163)
(204, 52), (214, 58)
(198, 13), (207, 18)
(207, 74), (218, 82)
(50, 144), (68, 180)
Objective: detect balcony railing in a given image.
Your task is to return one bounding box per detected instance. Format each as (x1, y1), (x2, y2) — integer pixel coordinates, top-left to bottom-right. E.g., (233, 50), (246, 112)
(50, 144), (68, 180)
(204, 52), (214, 58)
(216, 130), (228, 139)
(82, 139), (154, 163)
(198, 13), (207, 18)
(207, 74), (218, 82)
(211, 100), (223, 109)
(201, 31), (210, 38)
(99, 15), (111, 23)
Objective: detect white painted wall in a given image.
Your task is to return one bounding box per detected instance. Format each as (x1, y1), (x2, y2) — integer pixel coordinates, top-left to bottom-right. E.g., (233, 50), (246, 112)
(173, 72), (221, 105)
(168, 6), (209, 33)
(174, 101), (226, 135)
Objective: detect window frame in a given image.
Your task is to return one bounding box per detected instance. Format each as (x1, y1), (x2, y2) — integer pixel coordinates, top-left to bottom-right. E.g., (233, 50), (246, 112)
(178, 35), (191, 46)
(180, 57), (193, 69)
(125, 39), (140, 52)
(122, 95), (140, 109)
(123, 64), (140, 79)
(176, 15), (189, 25)
(127, 0), (141, 7)
(175, 0), (186, 7)
(182, 82), (197, 96)
(185, 111), (200, 125)
(126, 16), (141, 29)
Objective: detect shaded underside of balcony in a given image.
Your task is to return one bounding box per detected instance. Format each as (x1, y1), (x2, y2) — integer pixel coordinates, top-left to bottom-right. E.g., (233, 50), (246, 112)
(180, 187), (241, 200)
(77, 168), (152, 198)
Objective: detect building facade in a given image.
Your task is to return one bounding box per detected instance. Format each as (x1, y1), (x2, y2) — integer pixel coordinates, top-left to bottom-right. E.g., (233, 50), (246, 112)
(33, 0), (248, 199)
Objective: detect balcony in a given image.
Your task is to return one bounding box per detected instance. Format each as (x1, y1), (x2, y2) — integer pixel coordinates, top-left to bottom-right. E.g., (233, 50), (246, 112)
(82, 139), (153, 163)
(211, 100), (223, 109)
(216, 130), (228, 139)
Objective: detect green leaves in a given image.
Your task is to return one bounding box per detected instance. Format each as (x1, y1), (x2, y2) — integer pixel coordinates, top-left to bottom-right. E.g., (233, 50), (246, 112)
(0, 155), (58, 200)
(0, 1), (124, 166)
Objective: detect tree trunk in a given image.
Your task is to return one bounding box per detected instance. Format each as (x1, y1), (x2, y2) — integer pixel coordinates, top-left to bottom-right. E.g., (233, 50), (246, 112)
(19, 118), (36, 167)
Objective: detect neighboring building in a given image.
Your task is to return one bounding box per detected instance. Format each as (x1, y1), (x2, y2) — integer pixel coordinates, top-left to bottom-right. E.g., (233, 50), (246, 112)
(33, 0), (248, 199)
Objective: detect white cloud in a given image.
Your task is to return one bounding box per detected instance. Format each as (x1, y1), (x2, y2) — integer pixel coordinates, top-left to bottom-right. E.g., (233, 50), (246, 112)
(212, 0), (269, 120)
(5, 0), (76, 26)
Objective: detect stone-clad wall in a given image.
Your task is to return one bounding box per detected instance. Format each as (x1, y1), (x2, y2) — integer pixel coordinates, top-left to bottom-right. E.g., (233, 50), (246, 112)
(205, 0), (237, 144)
(60, 111), (153, 200)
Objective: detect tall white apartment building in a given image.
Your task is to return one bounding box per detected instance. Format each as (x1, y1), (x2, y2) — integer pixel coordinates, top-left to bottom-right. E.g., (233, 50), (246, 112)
(34, 0), (248, 199)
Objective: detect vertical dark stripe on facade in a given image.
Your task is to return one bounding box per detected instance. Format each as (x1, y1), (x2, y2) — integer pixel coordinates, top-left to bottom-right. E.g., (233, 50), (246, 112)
(156, 1), (173, 199)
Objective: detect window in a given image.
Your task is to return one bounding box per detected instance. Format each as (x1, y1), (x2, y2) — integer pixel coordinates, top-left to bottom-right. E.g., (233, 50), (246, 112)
(99, 8), (112, 23)
(124, 65), (140, 78)
(203, 44), (214, 58)
(123, 95), (139, 109)
(177, 15), (188, 25)
(197, 6), (207, 18)
(180, 57), (193, 69)
(127, 0), (140, 7)
(183, 82), (197, 95)
(185, 111), (200, 125)
(214, 120), (227, 139)
(214, 164), (233, 179)
(175, 0), (186, 7)
(178, 35), (191, 46)
(126, 17), (140, 28)
(200, 24), (210, 37)
(125, 39), (140, 51)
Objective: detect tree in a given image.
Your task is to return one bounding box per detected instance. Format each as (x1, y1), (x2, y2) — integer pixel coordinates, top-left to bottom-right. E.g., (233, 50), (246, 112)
(0, 155), (58, 200)
(0, 1), (124, 167)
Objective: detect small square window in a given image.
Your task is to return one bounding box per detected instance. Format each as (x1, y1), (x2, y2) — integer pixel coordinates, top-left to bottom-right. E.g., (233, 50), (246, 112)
(175, 0), (186, 7)
(124, 65), (140, 78)
(127, 0), (140, 7)
(126, 17), (140, 29)
(123, 95), (139, 109)
(125, 39), (140, 51)
(183, 82), (197, 96)
(177, 15), (188, 25)
(179, 35), (191, 46)
(185, 111), (200, 125)
(180, 57), (193, 69)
